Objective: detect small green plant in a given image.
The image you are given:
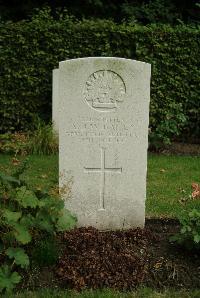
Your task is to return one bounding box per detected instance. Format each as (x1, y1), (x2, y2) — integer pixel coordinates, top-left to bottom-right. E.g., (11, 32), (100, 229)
(0, 122), (58, 156)
(27, 120), (58, 155)
(170, 209), (200, 250)
(0, 158), (76, 293)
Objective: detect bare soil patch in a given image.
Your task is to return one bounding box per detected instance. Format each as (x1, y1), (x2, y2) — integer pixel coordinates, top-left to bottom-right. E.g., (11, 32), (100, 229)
(151, 142), (200, 155)
(22, 219), (200, 291)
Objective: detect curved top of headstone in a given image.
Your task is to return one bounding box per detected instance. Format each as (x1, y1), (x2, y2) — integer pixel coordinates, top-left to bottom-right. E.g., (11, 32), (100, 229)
(59, 57), (150, 67)
(58, 57), (150, 113)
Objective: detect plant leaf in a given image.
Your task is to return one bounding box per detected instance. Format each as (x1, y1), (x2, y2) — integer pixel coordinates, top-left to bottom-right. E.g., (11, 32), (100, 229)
(0, 265), (21, 292)
(194, 234), (200, 244)
(20, 214), (34, 227)
(13, 223), (31, 244)
(6, 248), (29, 268)
(16, 186), (40, 208)
(0, 173), (21, 186)
(56, 209), (77, 231)
(35, 210), (54, 233)
(3, 210), (22, 223)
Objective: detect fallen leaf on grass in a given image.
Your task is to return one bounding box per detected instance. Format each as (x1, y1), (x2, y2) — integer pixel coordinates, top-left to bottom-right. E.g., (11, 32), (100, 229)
(153, 257), (164, 269)
(11, 158), (20, 166)
(40, 174), (48, 179)
(191, 183), (200, 199)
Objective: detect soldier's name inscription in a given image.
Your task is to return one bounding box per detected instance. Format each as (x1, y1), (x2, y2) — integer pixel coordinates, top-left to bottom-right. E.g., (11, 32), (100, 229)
(65, 116), (137, 143)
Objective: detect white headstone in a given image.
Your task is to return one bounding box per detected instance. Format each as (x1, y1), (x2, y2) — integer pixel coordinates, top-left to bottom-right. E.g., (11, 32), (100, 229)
(58, 57), (151, 230)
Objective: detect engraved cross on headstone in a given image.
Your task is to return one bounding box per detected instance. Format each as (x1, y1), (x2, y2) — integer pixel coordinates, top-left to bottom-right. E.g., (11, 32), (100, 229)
(84, 148), (122, 210)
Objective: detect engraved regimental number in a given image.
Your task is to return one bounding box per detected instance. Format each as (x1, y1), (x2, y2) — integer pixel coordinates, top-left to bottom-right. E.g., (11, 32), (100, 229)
(84, 148), (122, 210)
(84, 70), (126, 112)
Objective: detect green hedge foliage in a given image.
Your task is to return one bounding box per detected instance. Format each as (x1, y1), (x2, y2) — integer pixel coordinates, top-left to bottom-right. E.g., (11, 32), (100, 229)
(1, 8), (200, 144)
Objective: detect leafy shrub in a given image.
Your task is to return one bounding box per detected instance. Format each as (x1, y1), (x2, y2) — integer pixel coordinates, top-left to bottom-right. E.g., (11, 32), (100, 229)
(0, 159), (76, 293)
(170, 209), (200, 250)
(149, 102), (187, 147)
(0, 122), (58, 156)
(121, 0), (180, 25)
(0, 8), (199, 144)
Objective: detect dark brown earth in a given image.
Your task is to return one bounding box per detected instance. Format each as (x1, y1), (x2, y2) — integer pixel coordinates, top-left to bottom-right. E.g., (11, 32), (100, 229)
(145, 219), (200, 289)
(22, 219), (200, 291)
(150, 142), (200, 156)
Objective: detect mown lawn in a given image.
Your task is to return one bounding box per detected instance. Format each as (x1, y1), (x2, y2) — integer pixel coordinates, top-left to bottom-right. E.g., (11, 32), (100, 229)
(0, 154), (58, 190)
(146, 154), (200, 218)
(0, 153), (200, 219)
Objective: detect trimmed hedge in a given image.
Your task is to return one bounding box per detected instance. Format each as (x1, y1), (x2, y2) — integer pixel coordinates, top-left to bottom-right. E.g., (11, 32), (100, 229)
(1, 8), (200, 144)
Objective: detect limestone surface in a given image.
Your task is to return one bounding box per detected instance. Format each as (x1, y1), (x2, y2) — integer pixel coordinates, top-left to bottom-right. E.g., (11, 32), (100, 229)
(58, 57), (151, 229)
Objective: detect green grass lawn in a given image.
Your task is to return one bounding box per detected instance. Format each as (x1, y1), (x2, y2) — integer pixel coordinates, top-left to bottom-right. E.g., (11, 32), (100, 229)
(146, 154), (200, 218)
(4, 288), (200, 298)
(0, 154), (58, 190)
(3, 288), (200, 298)
(0, 153), (200, 219)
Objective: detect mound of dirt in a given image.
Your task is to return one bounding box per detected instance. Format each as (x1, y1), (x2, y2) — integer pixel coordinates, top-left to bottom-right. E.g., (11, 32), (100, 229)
(56, 227), (156, 290)
(55, 219), (200, 291)
(22, 219), (200, 291)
